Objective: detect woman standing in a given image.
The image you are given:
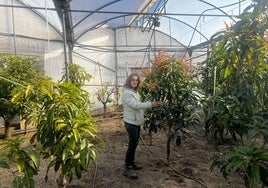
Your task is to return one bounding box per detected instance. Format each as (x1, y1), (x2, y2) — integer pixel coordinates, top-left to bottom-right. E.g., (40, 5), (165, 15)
(121, 73), (161, 179)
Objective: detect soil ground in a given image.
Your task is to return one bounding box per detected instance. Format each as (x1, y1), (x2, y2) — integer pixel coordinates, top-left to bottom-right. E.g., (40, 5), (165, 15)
(0, 111), (248, 188)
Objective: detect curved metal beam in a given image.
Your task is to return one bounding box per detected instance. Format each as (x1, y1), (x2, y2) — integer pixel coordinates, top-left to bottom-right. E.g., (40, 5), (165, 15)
(72, 51), (116, 72)
(76, 12), (209, 43)
(72, 0), (123, 30)
(75, 14), (129, 42)
(197, 0), (236, 22)
(187, 0), (241, 47)
(16, 0), (62, 37)
(162, 15), (209, 42)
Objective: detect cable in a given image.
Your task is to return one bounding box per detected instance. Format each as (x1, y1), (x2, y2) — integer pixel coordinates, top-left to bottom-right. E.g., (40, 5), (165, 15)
(92, 113), (207, 187)
(186, 0), (249, 48)
(139, 135), (208, 188)
(92, 161), (98, 188)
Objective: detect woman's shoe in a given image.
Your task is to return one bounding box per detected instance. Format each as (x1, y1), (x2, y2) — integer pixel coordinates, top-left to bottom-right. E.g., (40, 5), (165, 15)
(123, 168), (138, 179)
(132, 163), (142, 170)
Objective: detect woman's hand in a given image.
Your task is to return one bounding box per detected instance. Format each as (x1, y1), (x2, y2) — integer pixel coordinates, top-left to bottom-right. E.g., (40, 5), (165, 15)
(151, 100), (162, 107)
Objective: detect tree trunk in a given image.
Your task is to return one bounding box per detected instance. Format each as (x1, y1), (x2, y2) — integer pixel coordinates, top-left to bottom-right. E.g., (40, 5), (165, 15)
(4, 121), (11, 138)
(56, 174), (67, 188)
(166, 123), (172, 164)
(149, 132), (152, 146)
(103, 103), (107, 118)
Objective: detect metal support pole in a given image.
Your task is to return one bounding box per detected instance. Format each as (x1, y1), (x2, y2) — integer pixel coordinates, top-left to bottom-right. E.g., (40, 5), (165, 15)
(62, 8), (69, 81)
(11, 0), (17, 55)
(213, 66), (217, 107)
(114, 29), (119, 105)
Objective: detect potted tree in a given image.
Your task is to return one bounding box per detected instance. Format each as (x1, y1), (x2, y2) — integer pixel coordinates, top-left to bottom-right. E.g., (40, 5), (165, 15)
(0, 55), (42, 137)
(1, 62), (103, 187)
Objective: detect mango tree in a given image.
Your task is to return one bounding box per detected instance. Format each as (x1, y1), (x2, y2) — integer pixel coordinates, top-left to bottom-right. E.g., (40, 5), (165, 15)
(200, 0), (268, 187)
(201, 0), (268, 146)
(61, 63), (92, 87)
(12, 77), (103, 188)
(0, 55), (42, 137)
(0, 137), (40, 188)
(140, 51), (201, 163)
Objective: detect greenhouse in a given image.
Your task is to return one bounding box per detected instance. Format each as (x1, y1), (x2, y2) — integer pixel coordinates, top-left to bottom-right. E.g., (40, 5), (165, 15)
(0, 0), (254, 107)
(0, 0), (267, 187)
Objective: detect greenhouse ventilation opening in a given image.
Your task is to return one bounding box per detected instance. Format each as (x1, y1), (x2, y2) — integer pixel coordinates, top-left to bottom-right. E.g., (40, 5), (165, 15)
(0, 0), (251, 108)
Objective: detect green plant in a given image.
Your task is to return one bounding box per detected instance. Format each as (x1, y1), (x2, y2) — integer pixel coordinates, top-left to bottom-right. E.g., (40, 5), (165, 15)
(211, 144), (268, 188)
(0, 137), (40, 188)
(201, 0), (268, 146)
(140, 51), (200, 163)
(205, 94), (250, 148)
(0, 54), (42, 137)
(12, 78), (103, 187)
(247, 111), (268, 147)
(61, 63), (92, 87)
(95, 83), (115, 118)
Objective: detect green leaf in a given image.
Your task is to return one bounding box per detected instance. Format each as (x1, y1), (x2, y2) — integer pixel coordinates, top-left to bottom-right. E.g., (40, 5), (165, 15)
(0, 160), (10, 169)
(22, 174), (35, 188)
(12, 176), (23, 188)
(55, 120), (68, 130)
(11, 89), (24, 103)
(54, 160), (61, 172)
(61, 150), (66, 161)
(46, 104), (55, 127)
(249, 163), (260, 186)
(75, 164), (82, 179)
(17, 158), (25, 172)
(23, 146), (40, 168)
(80, 150), (90, 169)
(25, 84), (33, 98)
(72, 129), (80, 142)
(225, 159), (245, 172)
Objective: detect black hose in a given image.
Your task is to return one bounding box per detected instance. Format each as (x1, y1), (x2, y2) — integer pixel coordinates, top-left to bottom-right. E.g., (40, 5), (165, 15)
(139, 135), (208, 188)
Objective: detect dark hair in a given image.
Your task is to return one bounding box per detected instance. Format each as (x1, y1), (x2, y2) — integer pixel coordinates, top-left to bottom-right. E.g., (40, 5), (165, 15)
(124, 73), (141, 91)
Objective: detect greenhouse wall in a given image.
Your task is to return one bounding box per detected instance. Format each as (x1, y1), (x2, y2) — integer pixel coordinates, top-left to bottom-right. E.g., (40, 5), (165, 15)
(69, 27), (188, 109)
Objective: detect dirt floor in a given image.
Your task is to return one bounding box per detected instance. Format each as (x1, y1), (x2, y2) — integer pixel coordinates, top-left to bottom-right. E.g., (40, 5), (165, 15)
(0, 111), (248, 188)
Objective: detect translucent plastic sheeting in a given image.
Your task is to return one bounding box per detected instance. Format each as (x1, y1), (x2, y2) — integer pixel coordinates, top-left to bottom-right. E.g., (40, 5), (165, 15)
(0, 0), (253, 108)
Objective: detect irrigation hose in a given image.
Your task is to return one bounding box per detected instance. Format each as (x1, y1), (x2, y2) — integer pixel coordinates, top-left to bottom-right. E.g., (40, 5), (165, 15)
(92, 115), (208, 187)
(92, 161), (98, 188)
(139, 135), (208, 188)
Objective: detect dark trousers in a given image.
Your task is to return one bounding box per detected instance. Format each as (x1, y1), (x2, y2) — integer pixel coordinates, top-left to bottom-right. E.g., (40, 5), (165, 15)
(124, 122), (140, 167)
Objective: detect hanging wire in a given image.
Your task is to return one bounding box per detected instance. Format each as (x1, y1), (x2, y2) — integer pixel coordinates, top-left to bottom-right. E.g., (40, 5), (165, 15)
(140, 24), (158, 69)
(168, 17), (172, 45)
(44, 0), (52, 77)
(11, 0), (17, 55)
(186, 0), (248, 48)
(45, 0), (51, 53)
(92, 161), (98, 188)
(99, 63), (103, 85)
(140, 46), (149, 67)
(124, 17), (128, 46)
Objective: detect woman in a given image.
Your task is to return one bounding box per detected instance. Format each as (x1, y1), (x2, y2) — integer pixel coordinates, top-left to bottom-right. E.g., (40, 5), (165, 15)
(121, 73), (161, 179)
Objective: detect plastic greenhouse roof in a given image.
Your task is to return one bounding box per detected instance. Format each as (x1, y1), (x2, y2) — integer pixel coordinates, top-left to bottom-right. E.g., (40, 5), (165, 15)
(0, 0), (252, 47)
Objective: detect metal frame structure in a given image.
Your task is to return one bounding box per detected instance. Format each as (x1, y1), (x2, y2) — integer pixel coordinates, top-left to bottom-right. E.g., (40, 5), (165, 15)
(0, 0), (248, 72)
